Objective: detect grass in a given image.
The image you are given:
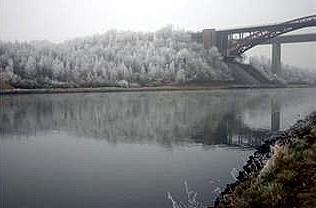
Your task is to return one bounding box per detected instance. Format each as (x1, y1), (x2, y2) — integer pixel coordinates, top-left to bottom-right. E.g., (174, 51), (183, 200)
(0, 80), (14, 90)
(216, 127), (316, 208)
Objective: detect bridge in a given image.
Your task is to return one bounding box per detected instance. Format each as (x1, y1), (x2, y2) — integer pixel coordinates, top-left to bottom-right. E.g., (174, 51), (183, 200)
(192, 14), (316, 75)
(259, 33), (316, 75)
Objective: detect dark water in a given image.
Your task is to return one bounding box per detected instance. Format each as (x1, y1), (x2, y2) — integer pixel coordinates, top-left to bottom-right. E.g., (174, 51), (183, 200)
(1, 88), (316, 208)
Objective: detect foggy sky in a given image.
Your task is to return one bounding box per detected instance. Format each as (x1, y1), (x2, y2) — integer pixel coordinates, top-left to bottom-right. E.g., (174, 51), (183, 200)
(1, 0), (315, 68)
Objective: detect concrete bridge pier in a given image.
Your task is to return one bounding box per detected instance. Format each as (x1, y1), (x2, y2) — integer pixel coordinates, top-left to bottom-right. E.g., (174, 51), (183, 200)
(272, 42), (282, 76)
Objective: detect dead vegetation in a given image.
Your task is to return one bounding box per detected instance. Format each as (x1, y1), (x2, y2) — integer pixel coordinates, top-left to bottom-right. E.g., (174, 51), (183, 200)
(215, 114), (316, 208)
(0, 80), (14, 90)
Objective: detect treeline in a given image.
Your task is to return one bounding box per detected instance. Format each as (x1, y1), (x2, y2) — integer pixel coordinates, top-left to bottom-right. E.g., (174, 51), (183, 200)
(0, 26), (232, 89)
(249, 56), (316, 85)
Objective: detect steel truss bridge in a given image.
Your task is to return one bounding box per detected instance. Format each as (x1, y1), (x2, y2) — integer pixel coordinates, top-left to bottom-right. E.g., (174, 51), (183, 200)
(192, 14), (316, 74)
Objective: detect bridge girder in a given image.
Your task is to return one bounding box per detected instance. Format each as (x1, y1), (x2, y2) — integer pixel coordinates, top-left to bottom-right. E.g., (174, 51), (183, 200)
(223, 14), (316, 56)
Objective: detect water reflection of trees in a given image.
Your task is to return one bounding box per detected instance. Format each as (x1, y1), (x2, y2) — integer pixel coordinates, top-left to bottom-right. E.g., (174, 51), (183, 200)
(1, 89), (315, 147)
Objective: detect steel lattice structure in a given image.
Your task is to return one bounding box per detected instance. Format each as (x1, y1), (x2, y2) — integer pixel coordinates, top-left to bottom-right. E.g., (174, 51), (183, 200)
(226, 14), (316, 56)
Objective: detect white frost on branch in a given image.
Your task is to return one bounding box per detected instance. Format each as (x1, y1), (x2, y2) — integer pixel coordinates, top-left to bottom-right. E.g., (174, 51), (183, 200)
(167, 181), (206, 208)
(0, 26), (232, 88)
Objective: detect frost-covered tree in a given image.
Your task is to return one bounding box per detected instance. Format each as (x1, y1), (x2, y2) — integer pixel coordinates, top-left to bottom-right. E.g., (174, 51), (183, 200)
(249, 55), (316, 84)
(24, 56), (37, 77)
(0, 26), (235, 88)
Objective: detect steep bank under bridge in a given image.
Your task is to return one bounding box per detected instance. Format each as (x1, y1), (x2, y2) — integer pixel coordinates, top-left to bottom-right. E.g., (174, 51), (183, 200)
(226, 62), (275, 86)
(212, 112), (316, 208)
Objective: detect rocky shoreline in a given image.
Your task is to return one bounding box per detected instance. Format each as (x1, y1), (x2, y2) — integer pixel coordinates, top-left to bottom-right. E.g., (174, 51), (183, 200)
(211, 112), (316, 208)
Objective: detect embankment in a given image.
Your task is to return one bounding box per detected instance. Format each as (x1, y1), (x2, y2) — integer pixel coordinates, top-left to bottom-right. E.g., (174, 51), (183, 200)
(1, 84), (310, 95)
(212, 112), (316, 208)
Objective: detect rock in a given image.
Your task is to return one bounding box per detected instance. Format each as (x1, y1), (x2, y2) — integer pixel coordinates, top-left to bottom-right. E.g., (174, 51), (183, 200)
(116, 80), (129, 88)
(213, 111), (316, 208)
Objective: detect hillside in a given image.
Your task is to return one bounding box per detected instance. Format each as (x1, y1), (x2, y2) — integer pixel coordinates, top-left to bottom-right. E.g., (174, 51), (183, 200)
(0, 27), (232, 89)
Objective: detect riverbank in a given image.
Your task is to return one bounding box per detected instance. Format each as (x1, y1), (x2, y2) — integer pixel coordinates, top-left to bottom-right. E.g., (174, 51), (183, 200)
(212, 112), (316, 208)
(0, 84), (313, 95)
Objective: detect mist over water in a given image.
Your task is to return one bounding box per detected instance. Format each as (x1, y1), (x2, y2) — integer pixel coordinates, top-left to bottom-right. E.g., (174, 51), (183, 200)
(1, 88), (316, 208)
(1, 0), (315, 207)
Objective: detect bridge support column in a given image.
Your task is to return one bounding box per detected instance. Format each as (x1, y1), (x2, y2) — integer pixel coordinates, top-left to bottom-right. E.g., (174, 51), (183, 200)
(202, 29), (217, 50)
(272, 42), (281, 76)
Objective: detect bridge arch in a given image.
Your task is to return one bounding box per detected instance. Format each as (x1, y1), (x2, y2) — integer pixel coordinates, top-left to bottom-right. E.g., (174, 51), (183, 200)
(225, 14), (316, 56)
(195, 14), (316, 75)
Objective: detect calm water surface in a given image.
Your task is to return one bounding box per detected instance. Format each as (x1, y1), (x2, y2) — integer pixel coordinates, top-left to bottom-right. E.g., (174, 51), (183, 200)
(1, 88), (316, 208)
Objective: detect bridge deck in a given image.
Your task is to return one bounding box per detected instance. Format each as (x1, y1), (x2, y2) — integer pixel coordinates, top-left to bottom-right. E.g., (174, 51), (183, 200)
(260, 33), (316, 45)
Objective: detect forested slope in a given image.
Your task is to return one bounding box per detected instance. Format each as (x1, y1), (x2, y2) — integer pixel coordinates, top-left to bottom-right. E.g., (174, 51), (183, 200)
(0, 27), (232, 88)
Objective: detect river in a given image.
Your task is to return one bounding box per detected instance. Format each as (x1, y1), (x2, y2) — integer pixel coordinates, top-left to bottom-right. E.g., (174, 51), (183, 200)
(1, 88), (316, 208)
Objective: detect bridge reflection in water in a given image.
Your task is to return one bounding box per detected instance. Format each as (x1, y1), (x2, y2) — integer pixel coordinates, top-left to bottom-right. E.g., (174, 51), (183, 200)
(219, 96), (280, 147)
(1, 89), (314, 148)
